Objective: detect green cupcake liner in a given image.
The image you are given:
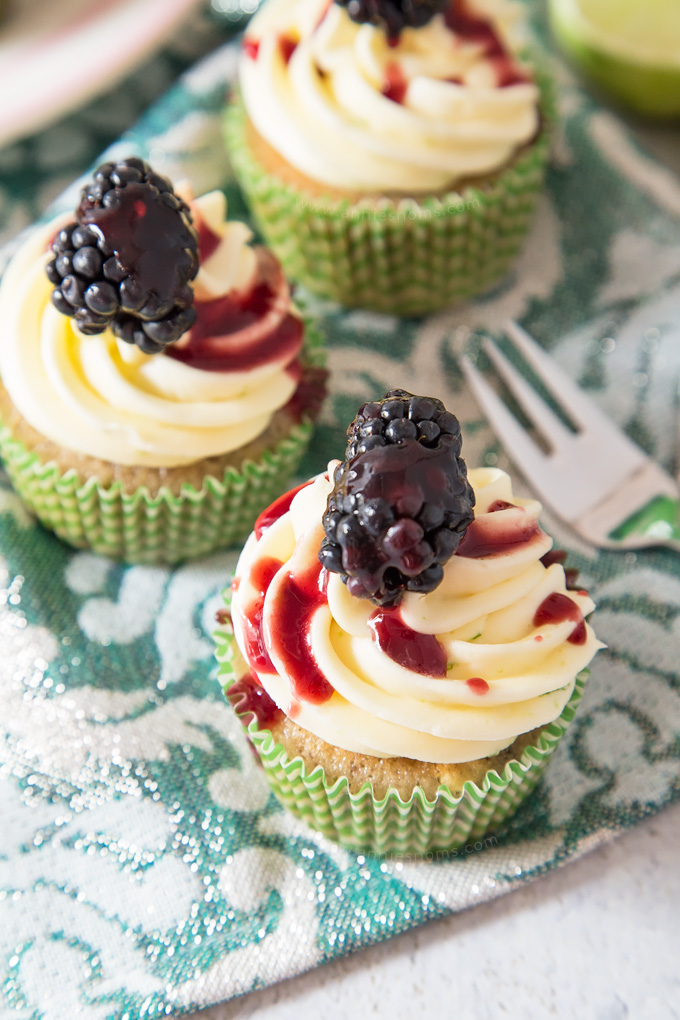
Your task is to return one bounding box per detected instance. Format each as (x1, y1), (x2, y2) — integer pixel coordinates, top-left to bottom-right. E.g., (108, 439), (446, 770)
(215, 596), (587, 856)
(0, 322), (326, 564)
(225, 66), (555, 315)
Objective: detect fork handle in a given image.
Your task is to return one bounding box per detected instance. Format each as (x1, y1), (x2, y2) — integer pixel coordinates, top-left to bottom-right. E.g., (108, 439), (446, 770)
(576, 460), (680, 551)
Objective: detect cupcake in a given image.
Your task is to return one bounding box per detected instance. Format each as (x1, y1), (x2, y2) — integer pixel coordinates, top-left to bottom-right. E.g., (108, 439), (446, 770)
(0, 158), (326, 564)
(225, 0), (553, 315)
(215, 389), (602, 854)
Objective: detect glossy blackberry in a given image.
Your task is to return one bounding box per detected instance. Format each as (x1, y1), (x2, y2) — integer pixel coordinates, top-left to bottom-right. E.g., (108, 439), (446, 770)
(46, 157), (198, 354)
(319, 389), (475, 605)
(336, 0), (447, 35)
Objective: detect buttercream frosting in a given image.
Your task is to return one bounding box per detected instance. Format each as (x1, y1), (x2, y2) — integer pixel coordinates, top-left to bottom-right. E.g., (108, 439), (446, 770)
(230, 467), (602, 763)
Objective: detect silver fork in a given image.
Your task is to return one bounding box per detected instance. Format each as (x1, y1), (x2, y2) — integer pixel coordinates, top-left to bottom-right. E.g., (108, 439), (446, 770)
(460, 321), (680, 552)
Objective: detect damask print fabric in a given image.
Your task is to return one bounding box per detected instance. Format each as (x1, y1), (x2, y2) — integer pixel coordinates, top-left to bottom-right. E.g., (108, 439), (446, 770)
(2, 10), (680, 1020)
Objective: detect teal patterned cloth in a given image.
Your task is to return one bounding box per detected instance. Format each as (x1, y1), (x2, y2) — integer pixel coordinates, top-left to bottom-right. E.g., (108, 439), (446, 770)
(2, 7), (680, 1019)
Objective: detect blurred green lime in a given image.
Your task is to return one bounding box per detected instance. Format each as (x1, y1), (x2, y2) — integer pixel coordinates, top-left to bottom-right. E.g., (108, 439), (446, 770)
(549, 0), (680, 117)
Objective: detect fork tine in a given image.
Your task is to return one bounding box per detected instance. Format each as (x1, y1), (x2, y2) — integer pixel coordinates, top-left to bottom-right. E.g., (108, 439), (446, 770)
(505, 321), (625, 437)
(481, 338), (574, 451)
(460, 355), (550, 483)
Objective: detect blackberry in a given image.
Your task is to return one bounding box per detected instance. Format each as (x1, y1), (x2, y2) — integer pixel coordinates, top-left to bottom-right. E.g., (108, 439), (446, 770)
(319, 389), (475, 606)
(46, 157), (199, 354)
(335, 0), (447, 36)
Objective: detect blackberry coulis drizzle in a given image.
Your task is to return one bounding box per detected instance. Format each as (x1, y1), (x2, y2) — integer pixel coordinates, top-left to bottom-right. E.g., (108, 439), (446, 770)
(336, 0), (448, 36)
(47, 158), (199, 354)
(319, 389), (475, 606)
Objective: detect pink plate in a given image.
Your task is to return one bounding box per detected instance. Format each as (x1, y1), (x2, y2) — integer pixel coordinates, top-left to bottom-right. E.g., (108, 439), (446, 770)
(0, 0), (204, 148)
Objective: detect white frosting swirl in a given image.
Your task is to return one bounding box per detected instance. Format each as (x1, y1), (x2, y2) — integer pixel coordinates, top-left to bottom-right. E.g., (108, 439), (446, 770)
(231, 467), (602, 763)
(240, 0), (540, 192)
(0, 192), (302, 467)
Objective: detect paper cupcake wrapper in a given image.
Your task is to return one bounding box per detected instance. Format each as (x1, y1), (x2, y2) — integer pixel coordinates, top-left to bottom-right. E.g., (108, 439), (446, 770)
(215, 606), (587, 856)
(225, 67), (555, 315)
(0, 322), (325, 564)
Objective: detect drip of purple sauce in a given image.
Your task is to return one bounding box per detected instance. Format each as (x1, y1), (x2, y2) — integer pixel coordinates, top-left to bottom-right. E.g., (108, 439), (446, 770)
(533, 592), (586, 645)
(369, 607), (448, 677)
(227, 673), (283, 727)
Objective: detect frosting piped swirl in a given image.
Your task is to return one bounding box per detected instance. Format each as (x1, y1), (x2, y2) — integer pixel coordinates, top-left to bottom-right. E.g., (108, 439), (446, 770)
(230, 467), (602, 763)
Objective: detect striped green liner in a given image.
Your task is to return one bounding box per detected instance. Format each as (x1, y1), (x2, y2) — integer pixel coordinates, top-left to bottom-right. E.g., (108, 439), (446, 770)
(0, 322), (325, 564)
(224, 66), (555, 316)
(215, 603), (588, 856)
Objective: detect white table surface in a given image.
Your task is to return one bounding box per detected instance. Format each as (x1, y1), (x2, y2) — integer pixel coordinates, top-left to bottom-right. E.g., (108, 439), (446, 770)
(191, 802), (680, 1020)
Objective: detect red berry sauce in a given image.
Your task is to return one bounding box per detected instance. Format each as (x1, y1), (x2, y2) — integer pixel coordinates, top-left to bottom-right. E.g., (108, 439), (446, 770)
(243, 37), (260, 60)
(279, 34), (298, 64)
(540, 548), (566, 568)
(284, 364), (330, 424)
(315, 1), (331, 30)
(445, 0), (530, 88)
(242, 597), (275, 674)
(369, 607), (448, 677)
(456, 515), (541, 558)
(533, 592), (586, 645)
(250, 556), (283, 596)
(166, 212), (327, 415)
(195, 217), (222, 262)
(174, 293), (303, 371)
(564, 569), (580, 590)
(267, 563), (335, 704)
(191, 278), (275, 340)
(241, 556), (283, 674)
(227, 673), (283, 727)
(254, 480), (313, 540)
(540, 548), (581, 591)
(166, 247), (304, 373)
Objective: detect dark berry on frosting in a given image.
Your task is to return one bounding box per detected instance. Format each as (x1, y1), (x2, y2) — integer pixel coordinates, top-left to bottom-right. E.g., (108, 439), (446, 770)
(336, 0), (447, 36)
(319, 389), (475, 606)
(47, 157), (199, 354)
